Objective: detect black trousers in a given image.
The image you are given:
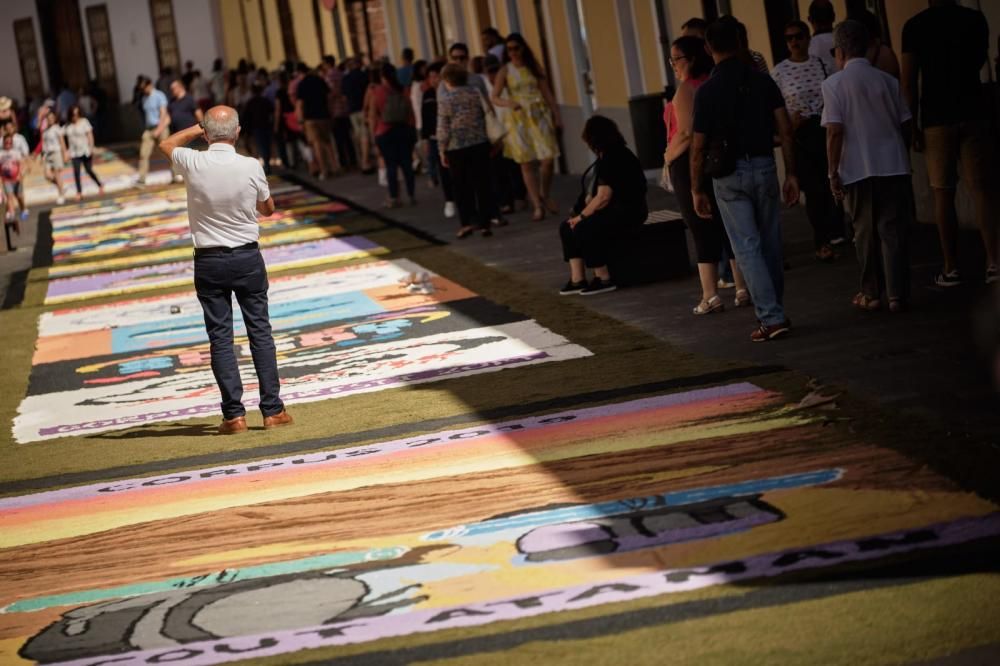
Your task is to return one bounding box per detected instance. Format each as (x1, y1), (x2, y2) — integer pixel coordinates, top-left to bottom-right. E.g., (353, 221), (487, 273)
(333, 116), (357, 168)
(375, 125), (417, 199)
(795, 117), (844, 248)
(845, 175), (912, 302)
(670, 150), (733, 263)
(446, 141), (496, 229)
(71, 155), (102, 194)
(560, 205), (645, 268)
(194, 247), (285, 419)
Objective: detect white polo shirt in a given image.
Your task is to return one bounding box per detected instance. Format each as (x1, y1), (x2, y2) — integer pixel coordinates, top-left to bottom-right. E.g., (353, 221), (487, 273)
(170, 143), (270, 248)
(821, 58), (911, 186)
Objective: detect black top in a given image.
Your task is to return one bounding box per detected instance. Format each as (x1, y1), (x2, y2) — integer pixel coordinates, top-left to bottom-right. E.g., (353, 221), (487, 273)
(297, 74), (330, 120)
(343, 69), (368, 113)
(590, 144), (648, 220)
(242, 95), (273, 132)
(421, 87), (437, 139)
(167, 95), (198, 133)
(692, 57), (786, 158)
(901, 4), (989, 127)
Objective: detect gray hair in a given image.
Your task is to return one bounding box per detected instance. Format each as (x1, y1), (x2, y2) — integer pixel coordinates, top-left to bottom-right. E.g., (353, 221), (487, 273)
(203, 110), (239, 142)
(833, 19), (869, 59)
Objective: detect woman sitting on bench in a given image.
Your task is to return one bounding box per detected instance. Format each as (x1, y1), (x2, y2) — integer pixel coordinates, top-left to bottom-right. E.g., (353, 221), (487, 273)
(559, 115), (647, 296)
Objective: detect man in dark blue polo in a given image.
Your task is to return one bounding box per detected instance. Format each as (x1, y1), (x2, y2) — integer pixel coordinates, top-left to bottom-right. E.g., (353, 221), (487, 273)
(691, 19), (800, 343)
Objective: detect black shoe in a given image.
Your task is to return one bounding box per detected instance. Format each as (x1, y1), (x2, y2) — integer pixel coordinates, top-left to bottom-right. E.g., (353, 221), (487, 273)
(559, 280), (587, 295)
(580, 277), (617, 295)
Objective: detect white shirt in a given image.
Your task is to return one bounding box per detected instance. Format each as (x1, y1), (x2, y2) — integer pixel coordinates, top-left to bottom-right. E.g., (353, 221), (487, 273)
(821, 58), (911, 186)
(4, 133), (29, 158)
(772, 57), (828, 118)
(170, 143), (270, 248)
(809, 32), (838, 74)
(41, 125), (64, 156)
(65, 118), (94, 158)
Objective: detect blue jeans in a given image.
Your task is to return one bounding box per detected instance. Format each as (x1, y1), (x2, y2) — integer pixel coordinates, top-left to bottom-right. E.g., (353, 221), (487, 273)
(194, 247), (284, 419)
(712, 157), (786, 326)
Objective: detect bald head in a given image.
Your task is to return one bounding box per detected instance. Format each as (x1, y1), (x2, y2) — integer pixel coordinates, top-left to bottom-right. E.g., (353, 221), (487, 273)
(203, 105), (240, 143)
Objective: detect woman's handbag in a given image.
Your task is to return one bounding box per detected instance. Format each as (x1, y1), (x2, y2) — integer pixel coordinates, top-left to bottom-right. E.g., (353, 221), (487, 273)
(480, 92), (507, 144)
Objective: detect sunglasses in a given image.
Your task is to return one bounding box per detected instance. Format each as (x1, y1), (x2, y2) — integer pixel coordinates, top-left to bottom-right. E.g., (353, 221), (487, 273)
(785, 32), (806, 42)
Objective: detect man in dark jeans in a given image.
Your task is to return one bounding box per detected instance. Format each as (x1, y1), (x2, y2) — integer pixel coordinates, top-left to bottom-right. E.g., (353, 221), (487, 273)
(902, 0), (997, 286)
(691, 18), (800, 342)
(242, 84), (274, 174)
(295, 66), (339, 178)
(159, 105), (292, 435)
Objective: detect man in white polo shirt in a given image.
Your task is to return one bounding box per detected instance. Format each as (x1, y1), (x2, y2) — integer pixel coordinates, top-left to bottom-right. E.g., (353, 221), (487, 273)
(822, 19), (913, 313)
(159, 106), (292, 434)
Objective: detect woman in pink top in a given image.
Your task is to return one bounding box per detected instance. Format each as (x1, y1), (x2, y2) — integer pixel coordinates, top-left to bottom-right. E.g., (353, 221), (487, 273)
(664, 36), (747, 316)
(368, 63), (417, 208)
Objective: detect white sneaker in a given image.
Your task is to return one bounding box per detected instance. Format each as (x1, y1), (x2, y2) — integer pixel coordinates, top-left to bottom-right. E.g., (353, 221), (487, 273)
(55, 196), (65, 205)
(378, 168), (387, 187)
(444, 201), (456, 218)
(173, 174), (184, 183)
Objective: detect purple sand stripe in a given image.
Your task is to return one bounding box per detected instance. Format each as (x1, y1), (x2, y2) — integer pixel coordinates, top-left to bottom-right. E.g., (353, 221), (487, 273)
(3, 382), (764, 510)
(47, 513), (1000, 666)
(45, 236), (382, 299)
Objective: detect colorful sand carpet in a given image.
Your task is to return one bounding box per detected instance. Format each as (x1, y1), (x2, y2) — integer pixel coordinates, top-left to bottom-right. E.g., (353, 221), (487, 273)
(1, 158), (998, 665)
(21, 148), (174, 207)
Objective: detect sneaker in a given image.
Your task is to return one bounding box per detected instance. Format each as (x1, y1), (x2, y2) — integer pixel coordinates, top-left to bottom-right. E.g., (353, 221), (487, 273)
(20, 210), (29, 221)
(934, 269), (961, 287)
(580, 277), (617, 295)
(55, 196), (65, 205)
(172, 174), (184, 183)
(559, 280), (587, 295)
(717, 278), (735, 289)
(986, 265), (998, 285)
(444, 201), (457, 218)
(491, 217), (509, 227)
(750, 319), (792, 342)
(378, 168), (388, 187)
(829, 236), (846, 246)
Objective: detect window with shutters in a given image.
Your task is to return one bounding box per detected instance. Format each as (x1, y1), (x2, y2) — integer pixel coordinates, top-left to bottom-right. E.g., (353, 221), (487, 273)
(13, 18), (45, 100)
(149, 0), (181, 71)
(85, 5), (119, 102)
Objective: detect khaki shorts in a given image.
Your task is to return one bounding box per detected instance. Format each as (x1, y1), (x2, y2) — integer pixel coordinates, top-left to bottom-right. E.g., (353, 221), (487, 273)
(923, 120), (995, 190)
(302, 119), (333, 146)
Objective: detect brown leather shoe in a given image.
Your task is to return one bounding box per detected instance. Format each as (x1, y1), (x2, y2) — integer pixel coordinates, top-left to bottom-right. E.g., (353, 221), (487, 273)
(218, 416), (248, 435)
(263, 410), (293, 429)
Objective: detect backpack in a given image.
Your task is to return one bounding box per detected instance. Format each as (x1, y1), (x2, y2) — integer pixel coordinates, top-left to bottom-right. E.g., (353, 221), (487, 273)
(381, 90), (409, 125)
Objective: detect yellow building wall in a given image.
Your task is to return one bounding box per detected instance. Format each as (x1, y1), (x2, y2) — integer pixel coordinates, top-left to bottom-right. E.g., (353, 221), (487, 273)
(882, 0), (925, 55)
(579, 0), (628, 108)
(262, 0), (287, 66)
(665, 0), (702, 36)
(289, 0), (321, 65)
(402, 0), (427, 59)
(516, 0), (543, 57)
(796, 0), (847, 29)
(493, 0), (511, 37)
(218, 0), (247, 66)
(540, 0), (579, 106)
(318, 1), (340, 60)
(337, 1), (355, 58)
(633, 0), (664, 93)
(384, 0), (403, 59)
(729, 0), (772, 68)
(466, 2), (485, 54)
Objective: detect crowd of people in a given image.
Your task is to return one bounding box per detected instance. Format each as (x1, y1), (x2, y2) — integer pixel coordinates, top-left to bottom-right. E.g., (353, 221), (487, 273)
(647, 0), (997, 342)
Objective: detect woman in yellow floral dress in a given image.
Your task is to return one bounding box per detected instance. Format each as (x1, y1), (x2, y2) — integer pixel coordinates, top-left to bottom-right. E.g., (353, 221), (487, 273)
(491, 33), (562, 221)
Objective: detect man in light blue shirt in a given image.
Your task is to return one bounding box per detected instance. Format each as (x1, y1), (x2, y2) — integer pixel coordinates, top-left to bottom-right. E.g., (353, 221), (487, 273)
(137, 76), (170, 186)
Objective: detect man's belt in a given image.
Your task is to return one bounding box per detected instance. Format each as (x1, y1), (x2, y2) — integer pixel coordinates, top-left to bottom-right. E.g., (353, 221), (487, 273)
(194, 241), (259, 257)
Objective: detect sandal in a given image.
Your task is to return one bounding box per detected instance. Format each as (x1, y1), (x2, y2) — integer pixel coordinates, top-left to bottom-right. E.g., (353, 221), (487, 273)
(456, 225), (476, 239)
(531, 208), (546, 222)
(734, 289), (752, 308)
(852, 292), (881, 311)
(545, 198), (560, 214)
(692, 295), (724, 315)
